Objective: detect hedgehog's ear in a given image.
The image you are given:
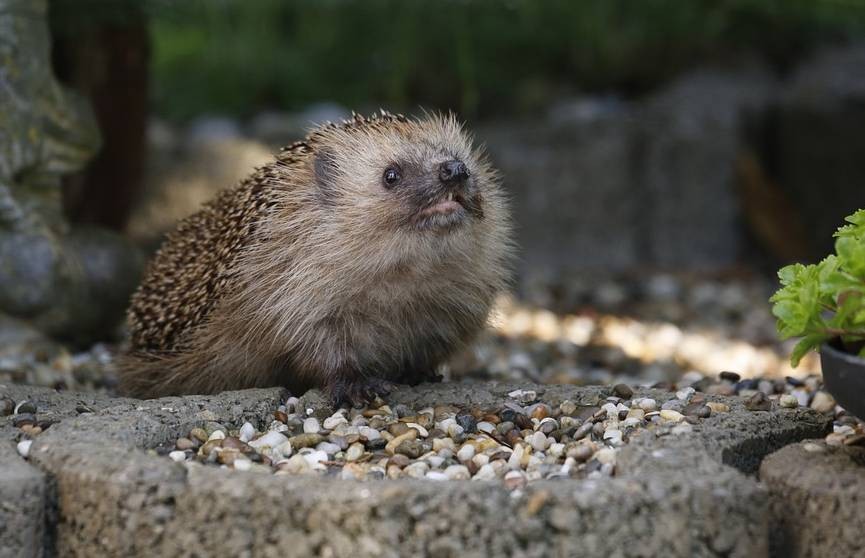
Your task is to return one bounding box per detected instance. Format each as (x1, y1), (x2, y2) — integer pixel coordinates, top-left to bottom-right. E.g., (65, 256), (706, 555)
(314, 148), (339, 200)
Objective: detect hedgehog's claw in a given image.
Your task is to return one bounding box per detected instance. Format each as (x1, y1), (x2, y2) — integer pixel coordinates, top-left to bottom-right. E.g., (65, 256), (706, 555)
(327, 376), (397, 409)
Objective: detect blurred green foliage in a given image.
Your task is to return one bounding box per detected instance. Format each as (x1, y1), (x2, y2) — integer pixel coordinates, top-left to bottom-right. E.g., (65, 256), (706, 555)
(51, 0), (865, 121)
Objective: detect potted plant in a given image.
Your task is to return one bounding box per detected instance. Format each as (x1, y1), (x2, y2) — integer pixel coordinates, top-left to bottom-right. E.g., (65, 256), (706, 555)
(770, 209), (865, 418)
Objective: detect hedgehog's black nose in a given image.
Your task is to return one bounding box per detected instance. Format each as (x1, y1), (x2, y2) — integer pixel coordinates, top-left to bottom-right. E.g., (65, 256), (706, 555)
(439, 160), (469, 185)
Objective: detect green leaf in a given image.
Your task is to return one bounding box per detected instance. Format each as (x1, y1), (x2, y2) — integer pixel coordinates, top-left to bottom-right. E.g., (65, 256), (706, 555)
(790, 334), (828, 368)
(835, 208), (865, 239)
(836, 236), (865, 278)
(771, 208), (865, 365)
(776, 264), (801, 287)
(772, 300), (809, 338)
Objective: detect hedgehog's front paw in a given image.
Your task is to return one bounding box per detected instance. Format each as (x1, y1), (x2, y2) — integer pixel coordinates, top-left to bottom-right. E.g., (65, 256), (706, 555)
(326, 376), (397, 408)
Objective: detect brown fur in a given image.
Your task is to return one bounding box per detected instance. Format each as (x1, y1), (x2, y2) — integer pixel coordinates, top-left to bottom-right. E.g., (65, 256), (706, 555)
(120, 111), (511, 403)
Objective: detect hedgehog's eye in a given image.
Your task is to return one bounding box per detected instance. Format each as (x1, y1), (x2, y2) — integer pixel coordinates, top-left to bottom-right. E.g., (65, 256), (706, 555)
(383, 166), (402, 188)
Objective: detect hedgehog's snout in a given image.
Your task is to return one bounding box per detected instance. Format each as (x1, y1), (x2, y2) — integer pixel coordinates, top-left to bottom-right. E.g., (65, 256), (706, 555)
(438, 160), (469, 186)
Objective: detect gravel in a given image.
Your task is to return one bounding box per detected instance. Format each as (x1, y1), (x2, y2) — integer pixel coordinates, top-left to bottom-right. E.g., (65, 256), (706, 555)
(138, 370), (853, 485)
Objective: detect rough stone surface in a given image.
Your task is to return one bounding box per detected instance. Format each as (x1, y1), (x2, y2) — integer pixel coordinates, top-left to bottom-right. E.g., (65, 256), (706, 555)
(1, 382), (831, 558)
(0, 0), (142, 344)
(761, 441), (865, 558)
(0, 442), (46, 558)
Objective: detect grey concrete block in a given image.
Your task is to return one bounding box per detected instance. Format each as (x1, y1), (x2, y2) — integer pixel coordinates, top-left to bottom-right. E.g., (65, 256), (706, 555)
(761, 441), (865, 558)
(2, 383), (831, 558)
(0, 443), (46, 558)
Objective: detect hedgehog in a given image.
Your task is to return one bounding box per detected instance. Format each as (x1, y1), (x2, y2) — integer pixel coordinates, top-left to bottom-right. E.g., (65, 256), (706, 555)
(120, 111), (511, 406)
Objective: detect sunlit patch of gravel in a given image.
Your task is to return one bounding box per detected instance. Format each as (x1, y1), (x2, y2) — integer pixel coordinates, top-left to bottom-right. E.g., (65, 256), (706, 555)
(447, 272), (816, 387)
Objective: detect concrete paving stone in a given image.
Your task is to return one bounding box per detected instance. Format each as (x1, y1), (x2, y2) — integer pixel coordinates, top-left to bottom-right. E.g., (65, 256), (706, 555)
(1, 382), (831, 558)
(0, 442), (46, 558)
(761, 441), (865, 558)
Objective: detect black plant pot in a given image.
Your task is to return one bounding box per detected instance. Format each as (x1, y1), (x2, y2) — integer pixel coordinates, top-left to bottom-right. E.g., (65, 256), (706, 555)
(820, 340), (865, 419)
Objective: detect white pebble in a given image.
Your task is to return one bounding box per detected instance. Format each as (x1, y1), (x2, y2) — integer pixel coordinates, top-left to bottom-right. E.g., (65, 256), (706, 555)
(249, 431), (289, 451)
(508, 444), (525, 468)
(274, 441), (293, 459)
(504, 470), (527, 489)
(472, 453), (490, 467)
(447, 423), (465, 437)
(403, 462), (429, 478)
(238, 422), (256, 443)
(207, 430), (226, 441)
(595, 448), (616, 465)
(530, 431), (548, 452)
(477, 421), (496, 434)
(233, 458), (251, 471)
(602, 402), (619, 418)
(426, 455), (445, 469)
(168, 450), (186, 462)
(548, 443), (565, 458)
(282, 454), (311, 474)
(303, 418), (321, 434)
(345, 442), (364, 462)
(603, 429), (623, 444)
(639, 398), (658, 412)
(425, 471), (449, 481)
(316, 442), (341, 456)
(323, 414), (348, 430)
(406, 423), (429, 437)
(444, 465), (471, 480)
(792, 389), (810, 407)
(438, 418), (456, 432)
(473, 463), (497, 480)
(302, 450), (328, 466)
(676, 387), (695, 401)
(17, 439), (32, 458)
(358, 426), (381, 440)
(457, 444), (476, 462)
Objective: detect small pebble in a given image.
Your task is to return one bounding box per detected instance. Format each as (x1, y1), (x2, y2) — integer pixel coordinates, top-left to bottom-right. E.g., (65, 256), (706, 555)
(705, 402), (729, 413)
(323, 414), (348, 430)
(457, 444), (476, 462)
(168, 450), (186, 462)
(639, 399), (658, 412)
(659, 410), (684, 423)
(345, 442), (364, 461)
(745, 392), (772, 412)
(16, 439), (32, 458)
(444, 464), (471, 480)
(238, 422), (256, 443)
(779, 394), (799, 408)
(303, 418), (321, 434)
(810, 392), (836, 414)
